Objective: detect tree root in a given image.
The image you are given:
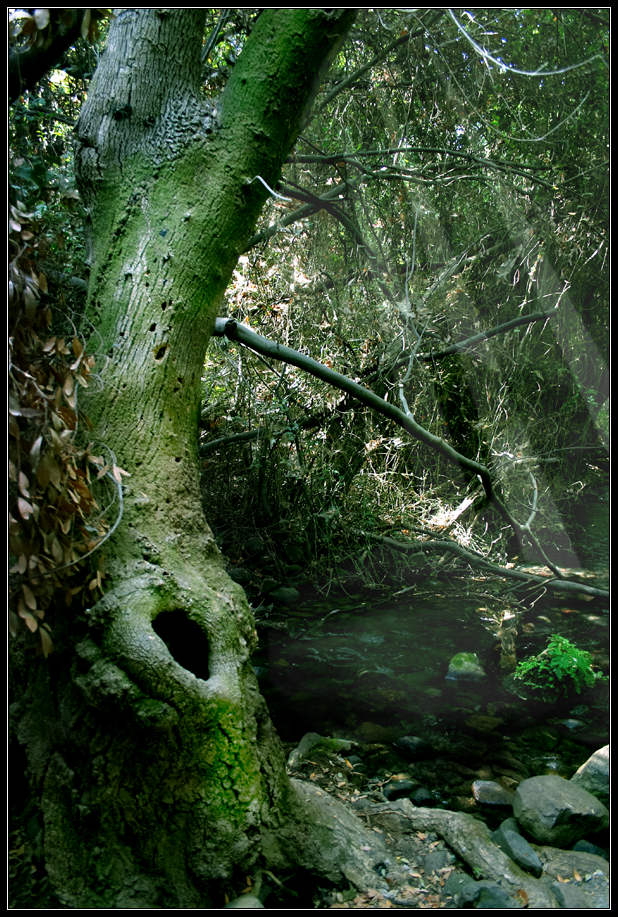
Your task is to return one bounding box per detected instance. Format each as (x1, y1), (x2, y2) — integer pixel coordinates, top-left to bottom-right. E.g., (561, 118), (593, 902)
(367, 799), (559, 908)
(281, 778), (389, 889)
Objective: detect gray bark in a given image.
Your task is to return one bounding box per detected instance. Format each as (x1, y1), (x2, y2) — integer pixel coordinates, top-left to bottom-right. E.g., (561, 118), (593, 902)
(13, 9), (387, 908)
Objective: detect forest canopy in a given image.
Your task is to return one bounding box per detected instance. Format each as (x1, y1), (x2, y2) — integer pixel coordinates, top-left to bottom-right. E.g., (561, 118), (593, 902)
(9, 6), (609, 644)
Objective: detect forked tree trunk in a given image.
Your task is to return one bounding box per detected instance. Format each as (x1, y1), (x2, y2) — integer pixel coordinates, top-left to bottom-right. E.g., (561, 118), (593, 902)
(12, 9), (388, 907)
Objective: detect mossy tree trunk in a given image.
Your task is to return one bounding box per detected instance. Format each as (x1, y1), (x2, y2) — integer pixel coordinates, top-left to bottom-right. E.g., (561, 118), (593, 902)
(13, 9), (381, 908)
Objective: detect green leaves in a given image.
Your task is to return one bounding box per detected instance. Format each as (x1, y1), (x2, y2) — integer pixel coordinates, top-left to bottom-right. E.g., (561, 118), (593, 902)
(514, 634), (601, 701)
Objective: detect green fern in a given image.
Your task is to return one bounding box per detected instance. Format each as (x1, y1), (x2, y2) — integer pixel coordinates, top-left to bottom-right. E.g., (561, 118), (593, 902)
(514, 634), (602, 701)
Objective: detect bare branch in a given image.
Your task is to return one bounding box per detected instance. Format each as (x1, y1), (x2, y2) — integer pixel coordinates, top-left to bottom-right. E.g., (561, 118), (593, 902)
(416, 308), (557, 361)
(213, 317), (498, 504)
(362, 533), (608, 599)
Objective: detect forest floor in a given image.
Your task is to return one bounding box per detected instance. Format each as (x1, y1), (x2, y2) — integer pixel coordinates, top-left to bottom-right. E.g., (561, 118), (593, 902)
(285, 742), (470, 909)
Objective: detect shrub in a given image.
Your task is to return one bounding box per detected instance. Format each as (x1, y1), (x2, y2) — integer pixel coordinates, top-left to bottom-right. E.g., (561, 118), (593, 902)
(513, 634), (603, 702)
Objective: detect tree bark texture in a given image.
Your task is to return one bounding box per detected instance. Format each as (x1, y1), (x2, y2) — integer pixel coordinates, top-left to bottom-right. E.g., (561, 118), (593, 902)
(13, 9), (371, 908)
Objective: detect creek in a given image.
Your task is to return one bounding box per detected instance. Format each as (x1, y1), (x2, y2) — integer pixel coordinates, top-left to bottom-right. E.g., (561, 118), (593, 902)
(252, 579), (609, 818)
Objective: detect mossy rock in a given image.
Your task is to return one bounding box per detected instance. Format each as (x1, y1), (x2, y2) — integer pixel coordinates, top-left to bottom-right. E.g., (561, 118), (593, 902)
(446, 652), (486, 682)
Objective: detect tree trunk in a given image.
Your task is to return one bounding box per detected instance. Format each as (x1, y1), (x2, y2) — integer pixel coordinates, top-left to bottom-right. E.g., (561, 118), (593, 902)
(11, 9), (389, 908)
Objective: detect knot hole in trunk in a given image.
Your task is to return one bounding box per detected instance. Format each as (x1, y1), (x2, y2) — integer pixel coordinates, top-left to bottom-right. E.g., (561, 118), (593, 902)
(152, 610), (210, 680)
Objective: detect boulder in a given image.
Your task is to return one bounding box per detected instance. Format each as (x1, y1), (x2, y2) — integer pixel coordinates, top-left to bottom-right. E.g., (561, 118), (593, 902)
(445, 651), (486, 681)
(443, 874), (519, 909)
(551, 881), (606, 909)
(287, 732), (326, 769)
(475, 883), (518, 909)
(422, 848), (454, 873)
(513, 774), (609, 846)
(409, 786), (437, 806)
(535, 845), (609, 909)
(472, 780), (514, 808)
(443, 872), (481, 907)
(572, 838), (609, 860)
(225, 894), (264, 908)
(393, 734), (432, 760)
(569, 744), (609, 807)
(383, 776), (417, 801)
(491, 817), (543, 877)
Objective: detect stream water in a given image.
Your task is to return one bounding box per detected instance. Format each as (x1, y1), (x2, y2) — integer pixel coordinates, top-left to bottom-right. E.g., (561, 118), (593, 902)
(253, 581), (609, 811)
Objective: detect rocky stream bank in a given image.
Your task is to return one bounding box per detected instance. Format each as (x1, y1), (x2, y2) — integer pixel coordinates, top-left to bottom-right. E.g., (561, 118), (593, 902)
(236, 736), (608, 909)
(230, 560), (609, 909)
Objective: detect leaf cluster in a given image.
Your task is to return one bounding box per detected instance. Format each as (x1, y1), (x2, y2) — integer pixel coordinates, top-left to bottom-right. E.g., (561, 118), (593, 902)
(8, 200), (116, 656)
(9, 8), (109, 50)
(513, 634), (602, 701)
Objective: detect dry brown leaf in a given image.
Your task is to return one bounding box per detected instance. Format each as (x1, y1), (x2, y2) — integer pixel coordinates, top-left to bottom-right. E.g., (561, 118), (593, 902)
(22, 583), (37, 610)
(17, 497), (34, 520)
(18, 470), (29, 496)
(40, 626), (53, 658)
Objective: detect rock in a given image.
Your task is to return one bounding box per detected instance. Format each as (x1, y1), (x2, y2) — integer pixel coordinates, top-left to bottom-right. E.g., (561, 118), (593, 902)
(269, 585), (300, 606)
(393, 734), (432, 761)
(572, 838), (609, 860)
(443, 875), (516, 909)
(475, 882), (517, 908)
(471, 779), (514, 807)
(409, 786), (436, 806)
(287, 732), (355, 770)
(552, 717), (585, 732)
(569, 744), (609, 807)
(445, 651), (486, 681)
(383, 777), (417, 801)
(491, 750), (530, 776)
(513, 774), (609, 846)
(225, 894), (264, 908)
(536, 846), (609, 909)
(286, 732), (324, 769)
(491, 817), (543, 877)
(443, 872), (481, 907)
(422, 848), (454, 873)
(551, 881), (603, 909)
(464, 713), (503, 733)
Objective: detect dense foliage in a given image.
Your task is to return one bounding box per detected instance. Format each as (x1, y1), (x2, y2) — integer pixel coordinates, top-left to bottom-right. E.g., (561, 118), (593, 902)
(9, 7), (609, 641)
(514, 634), (604, 701)
(9, 10), (119, 651)
(200, 8), (608, 580)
